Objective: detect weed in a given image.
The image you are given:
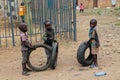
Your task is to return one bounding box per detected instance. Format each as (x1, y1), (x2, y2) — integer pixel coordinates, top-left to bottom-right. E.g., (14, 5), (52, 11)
(114, 7), (120, 10)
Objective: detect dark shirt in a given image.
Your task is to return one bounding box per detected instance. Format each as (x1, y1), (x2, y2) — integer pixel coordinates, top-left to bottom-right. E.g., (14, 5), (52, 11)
(89, 27), (100, 47)
(43, 28), (54, 46)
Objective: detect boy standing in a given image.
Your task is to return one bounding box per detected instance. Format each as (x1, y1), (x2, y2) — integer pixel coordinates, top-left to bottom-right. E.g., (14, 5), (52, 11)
(18, 22), (35, 76)
(87, 19), (100, 68)
(42, 20), (54, 63)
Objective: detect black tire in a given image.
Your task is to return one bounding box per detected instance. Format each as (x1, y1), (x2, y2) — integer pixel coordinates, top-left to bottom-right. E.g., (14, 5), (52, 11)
(51, 41), (59, 69)
(77, 42), (93, 66)
(27, 44), (52, 71)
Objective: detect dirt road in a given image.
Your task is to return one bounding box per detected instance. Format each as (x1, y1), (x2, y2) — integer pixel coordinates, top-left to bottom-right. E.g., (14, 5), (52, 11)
(0, 10), (120, 80)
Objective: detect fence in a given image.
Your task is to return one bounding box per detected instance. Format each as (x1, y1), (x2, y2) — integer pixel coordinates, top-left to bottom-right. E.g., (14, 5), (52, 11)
(0, 0), (76, 48)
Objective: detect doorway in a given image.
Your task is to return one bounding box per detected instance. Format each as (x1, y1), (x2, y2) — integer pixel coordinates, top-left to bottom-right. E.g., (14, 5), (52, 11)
(93, 0), (98, 7)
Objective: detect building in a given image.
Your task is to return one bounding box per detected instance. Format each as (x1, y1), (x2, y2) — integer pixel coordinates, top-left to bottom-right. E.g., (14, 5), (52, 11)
(77, 0), (120, 8)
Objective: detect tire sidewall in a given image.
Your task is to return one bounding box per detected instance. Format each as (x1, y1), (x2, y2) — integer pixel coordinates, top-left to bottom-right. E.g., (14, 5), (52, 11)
(51, 42), (59, 69)
(27, 44), (52, 71)
(77, 42), (93, 66)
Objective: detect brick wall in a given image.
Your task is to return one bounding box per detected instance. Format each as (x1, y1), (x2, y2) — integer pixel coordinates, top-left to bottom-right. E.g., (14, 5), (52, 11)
(78, 0), (93, 8)
(78, 0), (120, 8)
(98, 0), (111, 8)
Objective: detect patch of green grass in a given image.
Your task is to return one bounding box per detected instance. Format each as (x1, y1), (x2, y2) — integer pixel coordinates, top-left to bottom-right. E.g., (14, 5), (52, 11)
(115, 23), (120, 26)
(114, 21), (120, 26)
(78, 8), (120, 16)
(97, 10), (102, 15)
(114, 7), (120, 10)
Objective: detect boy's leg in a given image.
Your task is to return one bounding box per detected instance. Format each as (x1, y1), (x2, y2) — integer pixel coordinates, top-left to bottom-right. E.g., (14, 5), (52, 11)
(45, 49), (50, 64)
(93, 54), (98, 66)
(91, 47), (99, 67)
(22, 63), (30, 76)
(22, 51), (30, 76)
(82, 9), (84, 12)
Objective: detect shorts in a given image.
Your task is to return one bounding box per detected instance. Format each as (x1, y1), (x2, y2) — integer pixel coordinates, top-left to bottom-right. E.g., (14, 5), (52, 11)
(21, 50), (28, 63)
(91, 47), (99, 54)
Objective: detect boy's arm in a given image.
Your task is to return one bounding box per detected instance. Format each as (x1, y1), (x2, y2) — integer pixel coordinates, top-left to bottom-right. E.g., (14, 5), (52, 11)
(22, 41), (36, 50)
(22, 41), (33, 49)
(87, 30), (95, 44)
(42, 33), (47, 41)
(87, 38), (94, 44)
(44, 29), (54, 42)
(21, 35), (36, 50)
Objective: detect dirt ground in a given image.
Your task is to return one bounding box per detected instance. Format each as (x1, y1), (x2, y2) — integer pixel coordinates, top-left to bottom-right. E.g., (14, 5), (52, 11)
(0, 9), (120, 80)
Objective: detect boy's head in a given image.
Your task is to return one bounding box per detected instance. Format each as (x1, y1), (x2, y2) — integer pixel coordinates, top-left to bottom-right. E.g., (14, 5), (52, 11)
(18, 23), (27, 32)
(90, 19), (97, 28)
(44, 20), (52, 29)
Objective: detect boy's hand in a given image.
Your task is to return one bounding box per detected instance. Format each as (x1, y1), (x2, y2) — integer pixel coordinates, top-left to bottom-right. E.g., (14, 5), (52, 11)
(32, 46), (36, 50)
(42, 33), (47, 41)
(49, 37), (53, 40)
(84, 41), (89, 46)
